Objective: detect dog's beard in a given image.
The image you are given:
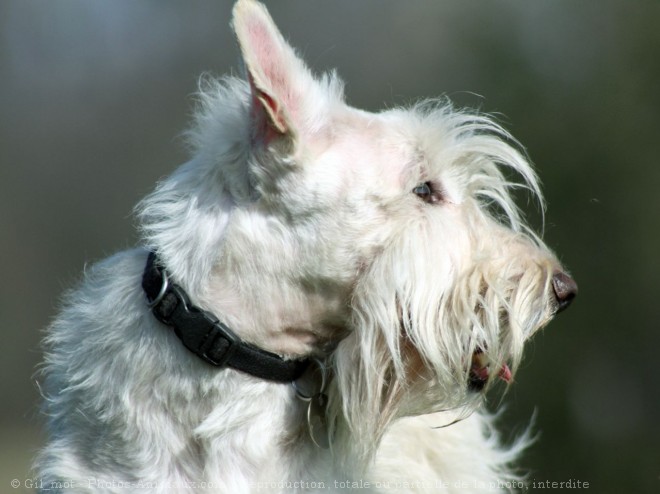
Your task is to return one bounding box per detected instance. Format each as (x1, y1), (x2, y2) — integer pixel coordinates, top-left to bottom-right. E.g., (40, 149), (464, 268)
(326, 230), (556, 469)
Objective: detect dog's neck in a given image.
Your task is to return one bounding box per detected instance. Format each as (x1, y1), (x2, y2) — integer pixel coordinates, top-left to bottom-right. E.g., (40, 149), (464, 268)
(143, 251), (318, 382)
(200, 262), (352, 359)
(143, 252), (355, 476)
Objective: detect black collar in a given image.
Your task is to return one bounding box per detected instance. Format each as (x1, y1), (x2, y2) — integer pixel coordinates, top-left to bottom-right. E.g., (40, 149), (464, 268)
(141, 251), (310, 382)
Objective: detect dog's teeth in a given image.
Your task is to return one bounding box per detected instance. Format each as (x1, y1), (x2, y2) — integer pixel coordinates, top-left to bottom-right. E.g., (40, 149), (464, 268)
(471, 366), (489, 380)
(471, 352), (512, 384)
(469, 352), (490, 384)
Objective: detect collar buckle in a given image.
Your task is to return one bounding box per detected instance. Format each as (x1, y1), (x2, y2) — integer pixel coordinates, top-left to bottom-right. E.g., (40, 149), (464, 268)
(197, 318), (240, 367)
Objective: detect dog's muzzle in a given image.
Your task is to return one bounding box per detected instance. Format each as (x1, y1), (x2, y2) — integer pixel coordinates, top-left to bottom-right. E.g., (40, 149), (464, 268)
(468, 270), (577, 391)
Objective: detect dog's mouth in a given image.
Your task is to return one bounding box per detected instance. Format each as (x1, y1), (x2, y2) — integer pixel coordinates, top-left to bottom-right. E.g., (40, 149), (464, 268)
(468, 349), (512, 391)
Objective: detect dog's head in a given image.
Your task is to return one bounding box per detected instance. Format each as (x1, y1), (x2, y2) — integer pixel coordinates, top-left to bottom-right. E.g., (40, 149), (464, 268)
(139, 0), (576, 459)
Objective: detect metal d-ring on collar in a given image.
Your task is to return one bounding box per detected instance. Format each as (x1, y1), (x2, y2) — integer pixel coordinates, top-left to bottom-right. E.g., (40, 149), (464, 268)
(292, 357), (328, 400)
(292, 358), (331, 449)
(147, 266), (169, 308)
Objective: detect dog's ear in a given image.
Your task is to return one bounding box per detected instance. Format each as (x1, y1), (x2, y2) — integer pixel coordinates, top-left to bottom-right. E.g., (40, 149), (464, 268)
(232, 0), (315, 144)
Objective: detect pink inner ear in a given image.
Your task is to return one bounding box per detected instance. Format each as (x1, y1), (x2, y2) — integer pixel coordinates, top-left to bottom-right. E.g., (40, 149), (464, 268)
(257, 89), (287, 134)
(244, 19), (292, 138)
(247, 20), (282, 81)
(246, 18), (289, 98)
(249, 74), (287, 145)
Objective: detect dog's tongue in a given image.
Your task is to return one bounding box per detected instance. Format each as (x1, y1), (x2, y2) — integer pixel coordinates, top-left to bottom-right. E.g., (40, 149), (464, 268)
(497, 363), (512, 383)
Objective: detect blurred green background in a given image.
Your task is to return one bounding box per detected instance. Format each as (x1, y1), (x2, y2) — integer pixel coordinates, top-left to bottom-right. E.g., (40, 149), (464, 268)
(1, 1), (658, 492)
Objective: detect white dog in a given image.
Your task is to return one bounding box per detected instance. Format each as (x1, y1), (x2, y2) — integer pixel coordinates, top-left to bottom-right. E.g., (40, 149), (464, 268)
(36, 1), (576, 492)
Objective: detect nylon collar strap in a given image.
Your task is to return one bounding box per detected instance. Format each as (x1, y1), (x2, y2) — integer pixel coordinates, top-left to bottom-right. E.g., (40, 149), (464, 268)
(141, 251), (310, 382)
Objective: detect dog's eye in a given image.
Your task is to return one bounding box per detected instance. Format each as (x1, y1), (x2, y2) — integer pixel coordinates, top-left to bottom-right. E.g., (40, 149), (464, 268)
(412, 182), (441, 204)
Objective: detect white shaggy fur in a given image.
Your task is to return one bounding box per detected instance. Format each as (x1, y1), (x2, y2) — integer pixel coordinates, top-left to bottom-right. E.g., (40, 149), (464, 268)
(36, 1), (574, 492)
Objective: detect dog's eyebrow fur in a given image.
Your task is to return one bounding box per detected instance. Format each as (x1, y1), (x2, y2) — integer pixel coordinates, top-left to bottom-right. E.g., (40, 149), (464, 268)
(401, 150), (426, 186)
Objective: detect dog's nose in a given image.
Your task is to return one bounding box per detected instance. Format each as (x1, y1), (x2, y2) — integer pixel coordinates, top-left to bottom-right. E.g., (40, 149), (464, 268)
(552, 271), (577, 313)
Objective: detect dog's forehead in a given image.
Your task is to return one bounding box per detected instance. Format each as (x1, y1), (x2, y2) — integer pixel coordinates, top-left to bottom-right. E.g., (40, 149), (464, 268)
(323, 110), (421, 183)
(314, 107), (464, 193)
